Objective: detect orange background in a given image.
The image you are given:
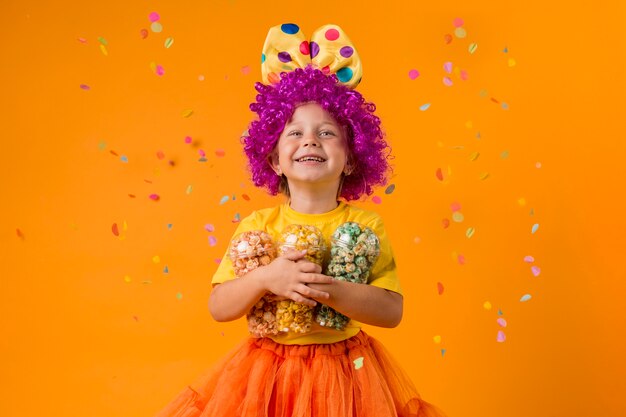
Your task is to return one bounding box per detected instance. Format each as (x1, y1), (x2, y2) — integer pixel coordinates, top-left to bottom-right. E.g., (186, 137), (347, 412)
(2, 1), (625, 416)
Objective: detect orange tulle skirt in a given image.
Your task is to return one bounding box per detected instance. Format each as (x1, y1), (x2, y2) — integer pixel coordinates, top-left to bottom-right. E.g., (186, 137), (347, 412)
(155, 331), (446, 417)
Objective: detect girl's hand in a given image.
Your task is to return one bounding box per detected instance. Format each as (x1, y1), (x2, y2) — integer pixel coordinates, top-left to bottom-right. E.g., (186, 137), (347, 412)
(260, 250), (332, 307)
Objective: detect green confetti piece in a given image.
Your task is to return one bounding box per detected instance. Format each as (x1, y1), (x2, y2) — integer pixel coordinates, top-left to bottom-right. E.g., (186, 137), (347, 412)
(98, 141), (106, 151)
(164, 37), (174, 48)
(500, 150), (509, 159)
(176, 292), (183, 300)
(186, 185), (193, 194)
(466, 227), (475, 238)
(353, 357), (364, 370)
(468, 43), (478, 54)
(97, 36), (108, 46)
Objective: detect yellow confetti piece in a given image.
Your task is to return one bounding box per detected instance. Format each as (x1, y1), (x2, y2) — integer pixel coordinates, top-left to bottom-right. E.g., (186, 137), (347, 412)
(152, 255), (161, 263)
(518, 198), (526, 206)
(466, 227), (475, 238)
(469, 152), (480, 161)
(483, 301), (492, 310)
(122, 221), (128, 231)
(99, 44), (108, 56)
(433, 335), (442, 344)
(353, 357), (364, 370)
(468, 43), (478, 54)
(452, 212), (464, 223)
(182, 109), (194, 118)
(454, 27), (467, 38)
(164, 37), (174, 49)
(508, 58), (516, 67)
(465, 121), (473, 129)
(149, 61), (157, 72)
(479, 172), (490, 180)
(124, 275), (131, 283)
(186, 185), (193, 194)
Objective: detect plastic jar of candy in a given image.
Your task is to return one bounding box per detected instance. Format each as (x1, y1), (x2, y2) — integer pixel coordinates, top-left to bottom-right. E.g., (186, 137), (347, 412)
(315, 222), (381, 330)
(275, 224), (326, 334)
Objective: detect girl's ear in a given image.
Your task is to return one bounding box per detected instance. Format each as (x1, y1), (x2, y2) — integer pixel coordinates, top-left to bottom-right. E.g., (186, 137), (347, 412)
(343, 154), (355, 175)
(268, 152), (282, 176)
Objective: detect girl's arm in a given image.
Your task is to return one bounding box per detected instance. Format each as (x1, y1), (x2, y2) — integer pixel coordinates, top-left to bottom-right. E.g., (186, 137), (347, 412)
(209, 250), (333, 322)
(307, 280), (403, 328)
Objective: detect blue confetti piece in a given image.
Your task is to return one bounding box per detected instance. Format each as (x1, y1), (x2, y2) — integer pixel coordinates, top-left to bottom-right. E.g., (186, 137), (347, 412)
(167, 224), (173, 230)
(232, 194), (236, 201)
(419, 103), (431, 111)
(531, 223), (539, 234)
(120, 155), (128, 163)
(163, 266), (169, 274)
(501, 102), (509, 110)
(441, 349), (446, 357)
(520, 294), (532, 302)
(498, 309), (503, 315)
(219, 195), (229, 205)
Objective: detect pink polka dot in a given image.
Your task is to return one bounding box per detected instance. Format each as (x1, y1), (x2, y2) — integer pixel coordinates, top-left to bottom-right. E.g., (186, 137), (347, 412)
(453, 17), (464, 27)
(299, 41), (309, 55)
(372, 196), (382, 204)
(408, 69), (420, 79)
(149, 12), (160, 22)
(325, 29), (340, 41)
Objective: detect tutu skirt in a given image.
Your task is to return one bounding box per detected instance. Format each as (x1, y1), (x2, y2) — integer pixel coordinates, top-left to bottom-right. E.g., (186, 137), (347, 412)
(155, 331), (445, 417)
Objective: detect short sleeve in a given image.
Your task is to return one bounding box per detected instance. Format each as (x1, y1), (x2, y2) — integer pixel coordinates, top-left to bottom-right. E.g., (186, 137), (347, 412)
(211, 212), (262, 286)
(365, 216), (403, 295)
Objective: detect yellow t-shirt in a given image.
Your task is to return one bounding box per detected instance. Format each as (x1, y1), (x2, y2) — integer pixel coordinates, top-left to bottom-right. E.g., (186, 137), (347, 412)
(212, 201), (402, 345)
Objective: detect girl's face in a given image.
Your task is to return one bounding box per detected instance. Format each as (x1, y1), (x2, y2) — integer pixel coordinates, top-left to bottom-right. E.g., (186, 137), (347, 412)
(269, 102), (351, 194)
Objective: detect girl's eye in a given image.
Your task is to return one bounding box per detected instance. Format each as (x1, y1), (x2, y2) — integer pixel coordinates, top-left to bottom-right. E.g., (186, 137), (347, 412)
(320, 131), (335, 137)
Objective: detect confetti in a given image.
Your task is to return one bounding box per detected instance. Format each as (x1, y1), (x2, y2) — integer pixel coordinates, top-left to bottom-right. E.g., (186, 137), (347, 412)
(454, 27), (467, 38)
(120, 155), (128, 163)
(468, 43), (478, 54)
(419, 103), (431, 111)
(408, 69), (420, 79)
(443, 76), (453, 87)
(182, 109), (194, 118)
(444, 34), (453, 44)
(385, 184), (395, 194)
(453, 17), (464, 27)
(531, 223), (539, 234)
(152, 256), (160, 263)
(520, 294), (532, 302)
(466, 227), (475, 238)
(457, 253), (466, 265)
(155, 65), (165, 76)
(176, 292), (183, 300)
(184, 136), (192, 144)
(437, 282), (444, 295)
(479, 172), (490, 180)
(156, 150), (165, 159)
(524, 255), (535, 263)
(164, 37), (174, 49)
(372, 196), (382, 204)
(205, 224), (215, 232)
(242, 194), (250, 201)
(167, 224), (173, 230)
(151, 22), (163, 33)
(215, 149), (226, 157)
(186, 185), (193, 194)
(433, 335), (442, 344)
(163, 266), (169, 274)
(497, 318), (507, 327)
(79, 84), (90, 90)
(531, 266), (541, 277)
(497, 331), (506, 343)
(124, 275), (131, 283)
(508, 58), (516, 67)
(149, 12), (160, 22)
(460, 70), (469, 80)
(16, 228), (25, 239)
(232, 213), (241, 223)
(112, 223), (119, 236)
(442, 218), (450, 229)
(469, 152), (480, 161)
(450, 202), (461, 212)
(149, 194), (160, 201)
(100, 45), (108, 56)
(435, 168), (444, 181)
(501, 150), (510, 159)
(483, 301), (492, 310)
(441, 349), (446, 357)
(219, 195), (229, 205)
(452, 212), (464, 223)
(443, 62), (453, 74)
(208, 236), (217, 246)
(97, 36), (108, 46)
(353, 357), (364, 370)
(140, 29), (148, 39)
(241, 65), (251, 75)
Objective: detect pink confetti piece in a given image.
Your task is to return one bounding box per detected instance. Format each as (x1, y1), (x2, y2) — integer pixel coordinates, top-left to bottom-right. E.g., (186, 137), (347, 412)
(443, 76), (453, 87)
(184, 136), (192, 144)
(453, 17), (464, 27)
(77, 37), (88, 44)
(215, 149), (225, 157)
(524, 255), (535, 263)
(208, 236), (217, 246)
(214, 258), (222, 264)
(443, 62), (453, 74)
(149, 194), (160, 201)
(531, 266), (541, 277)
(155, 65), (165, 76)
(198, 149), (206, 157)
(205, 224), (215, 232)
(79, 84), (90, 90)
(450, 202), (462, 212)
(460, 70), (469, 81)
(457, 254), (466, 265)
(437, 282), (444, 295)
(408, 69), (420, 79)
(497, 318), (507, 327)
(241, 66), (250, 75)
(372, 196), (382, 204)
(156, 150), (165, 159)
(149, 12), (160, 22)
(496, 331), (506, 343)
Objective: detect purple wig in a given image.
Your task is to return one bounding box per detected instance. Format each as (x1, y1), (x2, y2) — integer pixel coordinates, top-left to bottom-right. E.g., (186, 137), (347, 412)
(244, 65), (391, 201)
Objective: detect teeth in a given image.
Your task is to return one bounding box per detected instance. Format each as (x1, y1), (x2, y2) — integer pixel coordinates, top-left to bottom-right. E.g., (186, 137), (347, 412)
(298, 157), (324, 162)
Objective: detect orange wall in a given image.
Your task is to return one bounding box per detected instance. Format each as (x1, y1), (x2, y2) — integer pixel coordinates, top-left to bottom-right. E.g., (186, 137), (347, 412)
(2, 1), (625, 416)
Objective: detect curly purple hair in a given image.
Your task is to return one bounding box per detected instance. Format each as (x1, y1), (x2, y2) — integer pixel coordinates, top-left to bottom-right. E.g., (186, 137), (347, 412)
(244, 65), (391, 201)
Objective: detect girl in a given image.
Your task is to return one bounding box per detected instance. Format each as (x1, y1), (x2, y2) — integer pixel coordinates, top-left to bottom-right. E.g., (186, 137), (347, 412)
(156, 23), (446, 417)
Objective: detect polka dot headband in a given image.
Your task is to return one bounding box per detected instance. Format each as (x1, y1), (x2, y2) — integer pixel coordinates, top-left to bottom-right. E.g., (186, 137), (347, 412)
(261, 23), (363, 89)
